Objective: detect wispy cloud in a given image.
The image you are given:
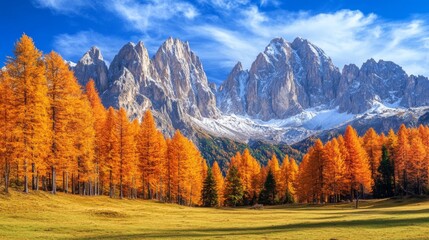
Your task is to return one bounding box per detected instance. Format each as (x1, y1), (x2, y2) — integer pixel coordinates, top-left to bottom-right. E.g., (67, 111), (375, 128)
(106, 0), (199, 32)
(189, 7), (429, 80)
(45, 0), (429, 83)
(32, 0), (91, 14)
(198, 0), (250, 10)
(53, 31), (125, 64)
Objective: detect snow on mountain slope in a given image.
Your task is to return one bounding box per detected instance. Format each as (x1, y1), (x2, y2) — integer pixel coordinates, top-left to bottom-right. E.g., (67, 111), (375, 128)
(192, 103), (429, 144)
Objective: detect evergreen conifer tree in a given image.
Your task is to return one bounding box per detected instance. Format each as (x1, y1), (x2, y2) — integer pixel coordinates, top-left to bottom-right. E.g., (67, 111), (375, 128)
(376, 146), (394, 197)
(258, 170), (277, 205)
(223, 166), (243, 207)
(201, 168), (218, 207)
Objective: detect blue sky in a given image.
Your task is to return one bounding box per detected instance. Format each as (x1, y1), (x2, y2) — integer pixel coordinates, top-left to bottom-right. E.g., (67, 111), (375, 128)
(2, 0), (429, 84)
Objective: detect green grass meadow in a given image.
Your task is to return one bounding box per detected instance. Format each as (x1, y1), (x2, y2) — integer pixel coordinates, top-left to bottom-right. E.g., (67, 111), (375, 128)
(0, 191), (429, 239)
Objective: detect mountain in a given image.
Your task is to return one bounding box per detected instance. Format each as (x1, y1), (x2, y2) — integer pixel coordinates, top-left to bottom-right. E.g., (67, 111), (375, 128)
(218, 37), (340, 120)
(73, 36), (429, 148)
(74, 38), (218, 138)
(73, 46), (109, 93)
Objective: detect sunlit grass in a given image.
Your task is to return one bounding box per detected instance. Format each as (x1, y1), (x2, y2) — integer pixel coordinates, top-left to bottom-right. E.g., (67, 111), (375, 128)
(0, 190), (428, 239)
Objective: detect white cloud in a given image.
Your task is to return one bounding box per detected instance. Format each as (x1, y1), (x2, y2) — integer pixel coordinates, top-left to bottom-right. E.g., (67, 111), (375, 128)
(107, 0), (199, 32)
(32, 0), (91, 14)
(199, 0), (250, 10)
(53, 31), (125, 64)
(45, 1), (429, 81)
(188, 7), (429, 78)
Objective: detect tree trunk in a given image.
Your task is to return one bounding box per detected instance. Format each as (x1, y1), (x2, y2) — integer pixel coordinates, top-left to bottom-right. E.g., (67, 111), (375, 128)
(64, 172), (68, 193)
(42, 176), (46, 191)
(109, 170), (113, 198)
(51, 166), (56, 194)
(120, 175), (123, 199)
(4, 161), (10, 193)
(31, 163), (36, 190)
(15, 162), (19, 189)
(355, 189), (359, 209)
(23, 161), (28, 193)
(71, 174), (75, 194)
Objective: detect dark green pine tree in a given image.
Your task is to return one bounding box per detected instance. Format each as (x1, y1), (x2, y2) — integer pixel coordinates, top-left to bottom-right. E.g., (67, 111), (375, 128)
(259, 170), (277, 205)
(201, 168), (218, 207)
(223, 166), (244, 207)
(376, 145), (394, 198)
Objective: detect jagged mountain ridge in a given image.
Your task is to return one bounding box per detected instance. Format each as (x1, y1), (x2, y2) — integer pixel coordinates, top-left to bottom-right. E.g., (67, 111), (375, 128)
(72, 36), (429, 144)
(73, 37), (218, 137)
(217, 37), (429, 118)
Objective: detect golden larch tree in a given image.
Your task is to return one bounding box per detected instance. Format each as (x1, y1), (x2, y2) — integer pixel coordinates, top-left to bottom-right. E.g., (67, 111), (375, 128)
(343, 125), (371, 207)
(0, 71), (16, 193)
(362, 128), (382, 190)
(5, 34), (51, 193)
(322, 138), (346, 202)
(212, 161), (224, 206)
(117, 108), (136, 199)
(100, 107), (119, 198)
(137, 110), (166, 199)
(85, 79), (106, 195)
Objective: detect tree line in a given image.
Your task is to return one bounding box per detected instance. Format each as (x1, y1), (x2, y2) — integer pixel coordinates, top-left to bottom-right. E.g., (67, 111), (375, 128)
(0, 34), (209, 206)
(2, 35), (429, 208)
(200, 124), (429, 208)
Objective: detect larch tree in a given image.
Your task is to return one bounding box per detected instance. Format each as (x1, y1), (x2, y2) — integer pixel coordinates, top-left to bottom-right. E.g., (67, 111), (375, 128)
(117, 108), (135, 199)
(289, 158), (299, 201)
(386, 128), (398, 193)
(395, 124), (410, 195)
(239, 149), (260, 203)
(409, 133), (426, 195)
(45, 51), (84, 194)
(85, 80), (106, 195)
(322, 138), (346, 202)
(363, 128), (382, 191)
(72, 94), (95, 195)
(137, 110), (165, 199)
(305, 139), (325, 203)
(5, 34), (51, 193)
(296, 154), (312, 203)
(101, 107), (119, 198)
(343, 125), (371, 208)
(0, 71), (16, 193)
(212, 161), (224, 206)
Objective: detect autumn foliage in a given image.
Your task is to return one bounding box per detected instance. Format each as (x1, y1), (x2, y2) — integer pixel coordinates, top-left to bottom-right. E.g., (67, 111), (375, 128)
(0, 35), (208, 206)
(2, 35), (429, 208)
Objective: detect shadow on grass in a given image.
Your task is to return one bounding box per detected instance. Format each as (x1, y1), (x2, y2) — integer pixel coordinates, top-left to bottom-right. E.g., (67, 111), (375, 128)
(78, 216), (429, 239)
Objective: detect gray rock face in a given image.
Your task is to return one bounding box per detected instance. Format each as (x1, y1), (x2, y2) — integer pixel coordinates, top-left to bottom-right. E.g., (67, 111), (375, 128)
(337, 59), (409, 113)
(218, 38), (429, 119)
(73, 47), (109, 92)
(217, 62), (249, 115)
(217, 37), (340, 120)
(402, 75), (429, 107)
(74, 38), (219, 137)
(153, 38), (219, 119)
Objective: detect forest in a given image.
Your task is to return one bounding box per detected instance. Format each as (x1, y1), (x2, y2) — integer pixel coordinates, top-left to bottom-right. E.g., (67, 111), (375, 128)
(1, 35), (429, 208)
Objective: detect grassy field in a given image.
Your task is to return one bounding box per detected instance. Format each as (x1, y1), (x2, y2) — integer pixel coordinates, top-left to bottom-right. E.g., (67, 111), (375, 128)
(1, 191), (429, 239)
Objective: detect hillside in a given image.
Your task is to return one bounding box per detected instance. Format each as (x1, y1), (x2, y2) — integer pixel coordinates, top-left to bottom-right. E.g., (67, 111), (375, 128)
(1, 190), (429, 239)
(197, 133), (303, 171)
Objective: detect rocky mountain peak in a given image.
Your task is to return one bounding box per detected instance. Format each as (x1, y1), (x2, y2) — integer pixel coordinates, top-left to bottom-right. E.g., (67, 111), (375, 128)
(73, 46), (109, 92)
(108, 41), (155, 83)
(81, 46), (103, 64)
(231, 61), (243, 73)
